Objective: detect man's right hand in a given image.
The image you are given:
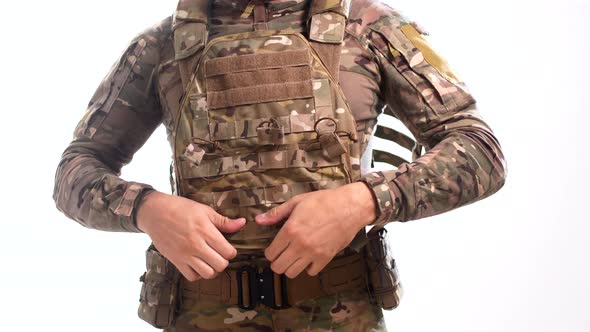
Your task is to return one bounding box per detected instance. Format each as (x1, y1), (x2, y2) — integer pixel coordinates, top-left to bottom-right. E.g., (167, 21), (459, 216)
(136, 191), (246, 281)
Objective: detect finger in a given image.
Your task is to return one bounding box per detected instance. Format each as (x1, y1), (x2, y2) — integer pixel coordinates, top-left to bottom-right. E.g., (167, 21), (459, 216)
(199, 244), (229, 273)
(209, 211), (247, 233)
(306, 256), (331, 276)
(285, 257), (312, 279)
(265, 226), (291, 261)
(189, 256), (217, 280)
(264, 228), (289, 262)
(255, 198), (299, 225)
(270, 246), (299, 274)
(204, 224), (238, 260)
(177, 264), (201, 282)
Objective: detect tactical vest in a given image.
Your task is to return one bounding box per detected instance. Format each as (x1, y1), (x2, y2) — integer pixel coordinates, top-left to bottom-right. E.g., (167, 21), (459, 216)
(138, 1), (419, 326)
(170, 0), (421, 251)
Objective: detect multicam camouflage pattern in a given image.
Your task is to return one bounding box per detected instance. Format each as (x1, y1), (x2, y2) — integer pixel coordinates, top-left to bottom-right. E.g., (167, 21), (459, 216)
(172, 0), (361, 252)
(52, 0), (506, 242)
(138, 247), (181, 328)
(309, 12), (346, 43)
(53, 0), (506, 233)
(166, 287), (386, 332)
(52, 0), (507, 328)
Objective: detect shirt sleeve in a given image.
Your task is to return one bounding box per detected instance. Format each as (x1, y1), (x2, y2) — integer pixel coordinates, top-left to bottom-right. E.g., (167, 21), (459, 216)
(52, 28), (164, 233)
(358, 13), (508, 226)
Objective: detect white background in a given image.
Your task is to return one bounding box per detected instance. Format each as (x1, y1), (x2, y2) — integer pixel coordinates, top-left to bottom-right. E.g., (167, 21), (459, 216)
(1, 0), (589, 331)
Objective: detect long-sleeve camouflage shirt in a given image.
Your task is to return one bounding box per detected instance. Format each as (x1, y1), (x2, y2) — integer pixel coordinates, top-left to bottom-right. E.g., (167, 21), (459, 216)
(52, 0), (507, 232)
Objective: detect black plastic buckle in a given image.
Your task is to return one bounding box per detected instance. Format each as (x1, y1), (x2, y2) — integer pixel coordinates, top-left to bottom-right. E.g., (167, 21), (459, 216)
(236, 266), (290, 310)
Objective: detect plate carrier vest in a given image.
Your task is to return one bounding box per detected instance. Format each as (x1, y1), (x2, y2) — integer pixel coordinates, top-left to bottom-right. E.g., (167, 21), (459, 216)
(170, 0), (421, 251)
(137, 1), (418, 326)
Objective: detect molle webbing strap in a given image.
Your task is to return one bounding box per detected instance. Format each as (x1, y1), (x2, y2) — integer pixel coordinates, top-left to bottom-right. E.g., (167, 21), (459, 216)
(374, 125), (416, 152)
(207, 81), (314, 109)
(189, 180), (347, 209)
(206, 67), (312, 92)
(180, 148), (344, 179)
(209, 113), (318, 141)
(372, 149), (410, 168)
(372, 123), (418, 166)
(371, 116), (427, 166)
(206, 77), (347, 140)
(204, 50), (314, 109)
(375, 125), (424, 162)
(204, 49), (311, 77)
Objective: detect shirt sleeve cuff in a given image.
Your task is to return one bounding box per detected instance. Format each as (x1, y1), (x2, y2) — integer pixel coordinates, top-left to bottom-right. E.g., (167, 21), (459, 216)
(132, 187), (158, 233)
(110, 182), (156, 233)
(358, 171), (397, 226)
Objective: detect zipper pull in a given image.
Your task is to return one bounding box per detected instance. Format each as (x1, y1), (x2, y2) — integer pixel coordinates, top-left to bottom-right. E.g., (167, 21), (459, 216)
(319, 132), (347, 159)
(182, 143), (206, 165)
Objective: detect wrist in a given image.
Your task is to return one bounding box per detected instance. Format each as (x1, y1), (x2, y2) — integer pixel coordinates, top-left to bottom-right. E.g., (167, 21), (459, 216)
(340, 182), (377, 228)
(136, 190), (164, 233)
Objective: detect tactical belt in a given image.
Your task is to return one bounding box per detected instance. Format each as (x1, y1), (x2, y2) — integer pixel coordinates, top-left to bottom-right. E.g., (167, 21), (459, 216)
(180, 251), (366, 310)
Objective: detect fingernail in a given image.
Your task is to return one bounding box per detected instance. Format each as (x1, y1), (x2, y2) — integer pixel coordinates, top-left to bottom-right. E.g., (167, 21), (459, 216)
(255, 214), (266, 222)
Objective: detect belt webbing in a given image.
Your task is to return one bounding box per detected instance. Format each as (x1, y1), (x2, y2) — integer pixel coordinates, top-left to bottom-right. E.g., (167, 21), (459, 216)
(181, 252), (366, 308)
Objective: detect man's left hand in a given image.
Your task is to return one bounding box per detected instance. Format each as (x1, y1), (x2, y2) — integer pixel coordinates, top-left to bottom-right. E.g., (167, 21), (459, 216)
(255, 182), (377, 278)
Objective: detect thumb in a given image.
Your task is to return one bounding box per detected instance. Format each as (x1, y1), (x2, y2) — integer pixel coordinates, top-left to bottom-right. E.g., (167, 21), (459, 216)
(210, 213), (246, 233)
(255, 199), (298, 225)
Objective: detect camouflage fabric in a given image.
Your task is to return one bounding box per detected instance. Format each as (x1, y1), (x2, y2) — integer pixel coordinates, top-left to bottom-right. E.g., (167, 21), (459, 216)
(52, 0), (506, 233)
(166, 287), (386, 331)
(172, 4), (361, 250)
(51, 0), (507, 330)
(52, 0), (506, 231)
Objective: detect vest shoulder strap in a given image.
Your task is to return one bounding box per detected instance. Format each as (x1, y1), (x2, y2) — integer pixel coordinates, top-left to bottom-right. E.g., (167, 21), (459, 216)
(307, 0), (351, 81)
(172, 0), (352, 87)
(173, 0), (209, 88)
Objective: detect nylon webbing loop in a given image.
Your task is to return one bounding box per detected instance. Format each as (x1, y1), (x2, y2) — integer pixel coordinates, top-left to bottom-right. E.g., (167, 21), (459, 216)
(179, 148), (345, 179)
(374, 125), (415, 152)
(188, 180), (347, 209)
(372, 149), (410, 167)
(204, 49), (311, 77)
(209, 113), (318, 141)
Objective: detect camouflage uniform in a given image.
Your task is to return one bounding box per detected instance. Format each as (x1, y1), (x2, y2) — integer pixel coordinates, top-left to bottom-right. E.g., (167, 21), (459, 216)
(52, 0), (507, 330)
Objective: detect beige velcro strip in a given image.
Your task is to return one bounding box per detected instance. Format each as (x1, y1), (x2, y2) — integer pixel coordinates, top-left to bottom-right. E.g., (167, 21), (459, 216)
(207, 80), (314, 109)
(204, 49), (311, 77)
(206, 66), (312, 92)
